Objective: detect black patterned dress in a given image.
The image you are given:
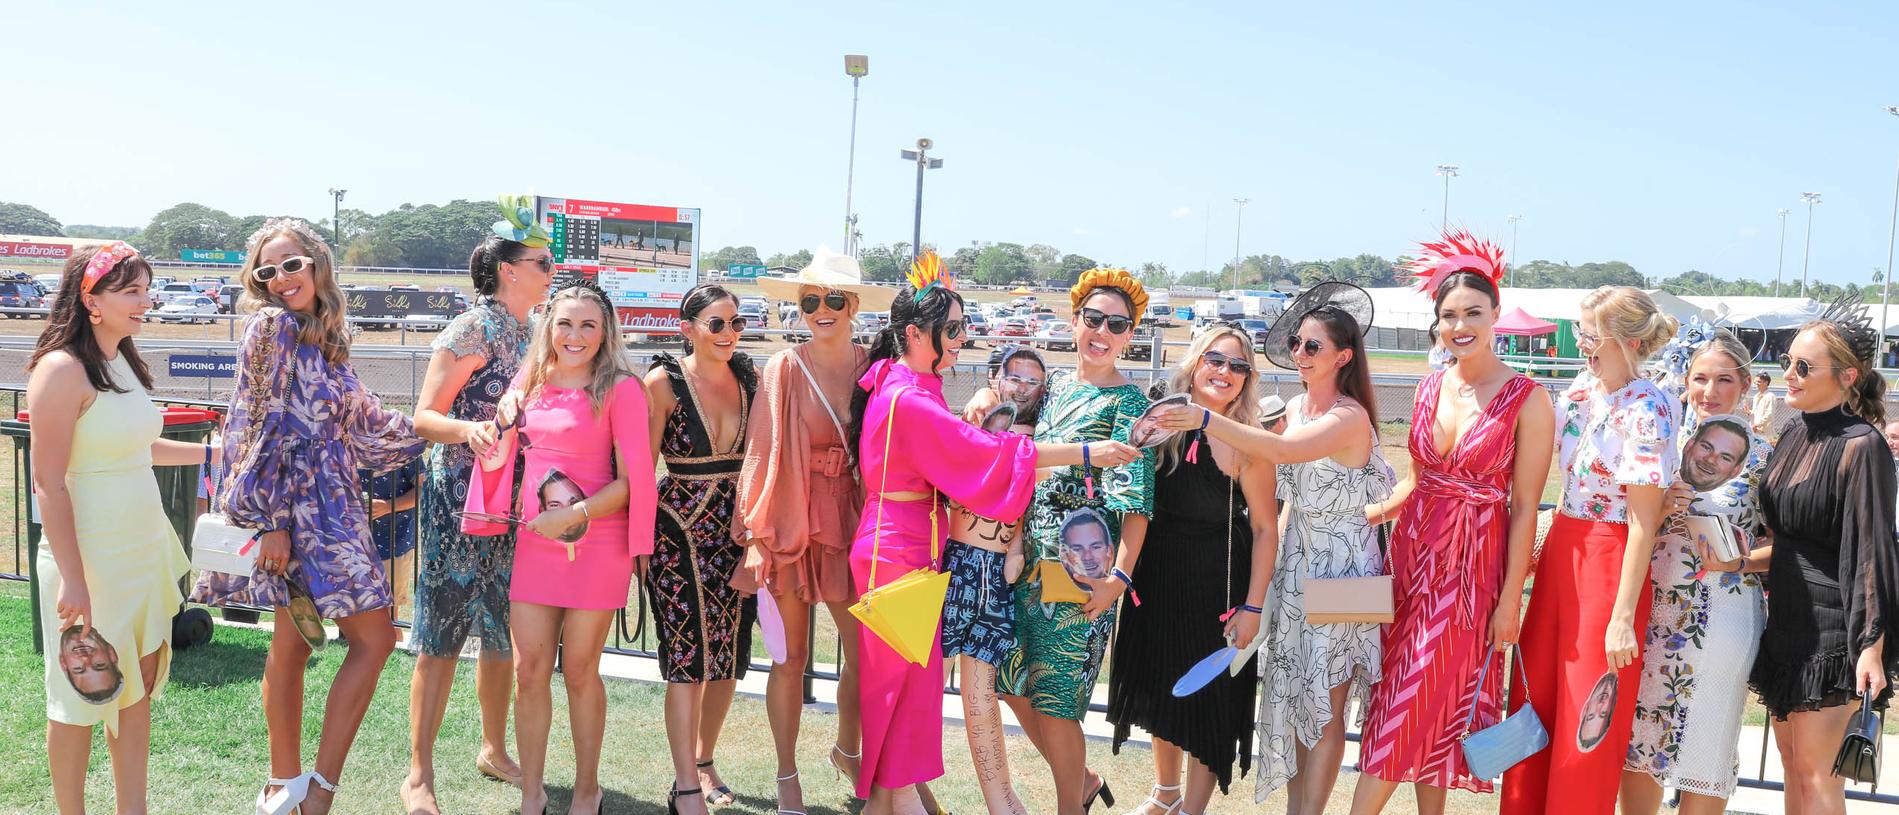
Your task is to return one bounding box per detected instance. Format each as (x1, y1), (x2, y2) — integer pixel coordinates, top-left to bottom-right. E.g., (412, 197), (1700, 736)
(645, 354), (758, 683)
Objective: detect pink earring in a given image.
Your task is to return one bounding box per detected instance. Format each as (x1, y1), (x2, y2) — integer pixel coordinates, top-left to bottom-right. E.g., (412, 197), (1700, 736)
(88, 311), (103, 325)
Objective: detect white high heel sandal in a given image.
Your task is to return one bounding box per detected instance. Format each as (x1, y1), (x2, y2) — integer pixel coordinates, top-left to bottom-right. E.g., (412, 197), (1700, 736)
(253, 771), (337, 815)
(1123, 782), (1182, 815)
(775, 770), (807, 815)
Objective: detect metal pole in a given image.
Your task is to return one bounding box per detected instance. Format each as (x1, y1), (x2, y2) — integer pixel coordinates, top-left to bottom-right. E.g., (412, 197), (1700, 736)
(1231, 198), (1248, 290)
(332, 196), (340, 246)
(1800, 194), (1819, 296)
(911, 151), (926, 263)
(1882, 107), (1899, 353)
(1507, 214), (1521, 286)
(1775, 209), (1789, 297)
(1442, 175), (1451, 230)
(844, 75), (860, 253)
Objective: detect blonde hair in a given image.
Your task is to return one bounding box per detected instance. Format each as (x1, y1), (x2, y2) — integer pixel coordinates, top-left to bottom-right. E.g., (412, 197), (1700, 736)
(518, 285), (634, 414)
(1156, 325), (1261, 475)
(1690, 328), (1752, 373)
(1579, 286), (1677, 363)
(239, 218), (350, 364)
(1799, 320), (1887, 425)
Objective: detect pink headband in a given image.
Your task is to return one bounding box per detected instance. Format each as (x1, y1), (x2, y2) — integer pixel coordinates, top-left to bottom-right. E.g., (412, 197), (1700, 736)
(82, 242), (140, 294)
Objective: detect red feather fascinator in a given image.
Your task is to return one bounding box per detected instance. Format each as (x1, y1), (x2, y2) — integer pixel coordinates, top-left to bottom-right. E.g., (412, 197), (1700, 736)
(1404, 229), (1507, 296)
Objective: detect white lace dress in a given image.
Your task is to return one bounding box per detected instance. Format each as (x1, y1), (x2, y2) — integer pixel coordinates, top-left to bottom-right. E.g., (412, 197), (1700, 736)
(1254, 396), (1394, 802)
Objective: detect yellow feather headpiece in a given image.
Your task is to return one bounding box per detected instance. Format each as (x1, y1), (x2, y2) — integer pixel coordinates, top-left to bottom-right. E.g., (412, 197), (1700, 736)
(1070, 267), (1149, 327)
(905, 250), (953, 302)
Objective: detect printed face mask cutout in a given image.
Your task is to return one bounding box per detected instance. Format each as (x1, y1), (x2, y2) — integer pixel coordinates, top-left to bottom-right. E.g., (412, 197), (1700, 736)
(1576, 672), (1618, 752)
(59, 625), (123, 705)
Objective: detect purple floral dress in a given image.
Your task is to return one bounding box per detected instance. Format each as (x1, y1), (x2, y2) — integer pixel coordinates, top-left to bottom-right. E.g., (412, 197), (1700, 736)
(192, 308), (425, 618)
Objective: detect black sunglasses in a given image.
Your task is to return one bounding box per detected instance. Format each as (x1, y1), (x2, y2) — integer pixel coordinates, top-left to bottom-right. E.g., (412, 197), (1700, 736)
(254, 256), (313, 281)
(694, 315), (749, 334)
(1288, 336), (1327, 357)
(1079, 307), (1133, 335)
(507, 256), (555, 273)
(1777, 353), (1840, 378)
(943, 319), (966, 339)
(1201, 350), (1254, 377)
(801, 292), (851, 314)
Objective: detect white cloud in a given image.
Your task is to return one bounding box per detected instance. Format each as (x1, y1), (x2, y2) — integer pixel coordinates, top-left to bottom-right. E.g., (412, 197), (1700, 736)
(1170, 206), (1193, 219)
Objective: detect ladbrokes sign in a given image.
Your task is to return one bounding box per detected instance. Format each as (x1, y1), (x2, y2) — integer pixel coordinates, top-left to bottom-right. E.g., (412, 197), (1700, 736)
(0, 241), (72, 260)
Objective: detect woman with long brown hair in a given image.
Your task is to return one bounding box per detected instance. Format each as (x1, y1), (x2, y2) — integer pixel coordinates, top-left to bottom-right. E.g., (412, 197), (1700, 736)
(1750, 302), (1899, 815)
(191, 219), (425, 815)
(30, 243), (218, 815)
(1151, 282), (1392, 813)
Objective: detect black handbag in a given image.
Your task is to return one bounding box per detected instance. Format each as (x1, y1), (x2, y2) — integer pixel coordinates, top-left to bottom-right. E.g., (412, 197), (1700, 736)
(1832, 693), (1882, 784)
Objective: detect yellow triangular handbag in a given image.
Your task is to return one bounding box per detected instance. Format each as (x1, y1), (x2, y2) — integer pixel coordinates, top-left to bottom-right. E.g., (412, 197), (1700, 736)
(849, 385), (952, 666)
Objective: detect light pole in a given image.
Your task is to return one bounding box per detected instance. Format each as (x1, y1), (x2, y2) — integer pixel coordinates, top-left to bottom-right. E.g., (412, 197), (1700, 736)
(327, 188), (346, 247)
(842, 55), (868, 255)
(1436, 164), (1459, 229)
(1774, 208), (1790, 297)
(1231, 198), (1249, 290)
(899, 138), (943, 263)
(1506, 214), (1522, 286)
(1880, 106), (1899, 349)
(1799, 191), (1822, 296)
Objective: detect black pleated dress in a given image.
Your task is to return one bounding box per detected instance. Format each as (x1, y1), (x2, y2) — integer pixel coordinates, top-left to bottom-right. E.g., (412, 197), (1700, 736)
(1750, 405), (1899, 717)
(1107, 431), (1257, 792)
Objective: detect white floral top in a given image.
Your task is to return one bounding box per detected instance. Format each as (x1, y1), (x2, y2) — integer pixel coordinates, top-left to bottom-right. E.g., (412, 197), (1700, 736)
(1557, 371), (1680, 522)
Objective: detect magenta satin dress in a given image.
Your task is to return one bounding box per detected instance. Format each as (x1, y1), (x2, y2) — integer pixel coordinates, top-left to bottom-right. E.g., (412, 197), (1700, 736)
(851, 359), (1038, 797)
(466, 377), (657, 609)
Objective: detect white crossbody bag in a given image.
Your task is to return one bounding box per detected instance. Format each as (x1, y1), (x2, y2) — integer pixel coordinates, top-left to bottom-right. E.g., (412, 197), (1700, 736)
(191, 441), (261, 576)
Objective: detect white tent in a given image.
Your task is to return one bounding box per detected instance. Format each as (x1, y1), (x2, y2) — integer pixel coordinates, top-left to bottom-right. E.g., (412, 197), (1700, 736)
(1363, 287), (1704, 330)
(1679, 295), (1822, 330)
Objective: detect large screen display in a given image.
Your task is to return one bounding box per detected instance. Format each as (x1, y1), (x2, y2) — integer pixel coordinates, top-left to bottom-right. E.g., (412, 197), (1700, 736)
(534, 196), (700, 330)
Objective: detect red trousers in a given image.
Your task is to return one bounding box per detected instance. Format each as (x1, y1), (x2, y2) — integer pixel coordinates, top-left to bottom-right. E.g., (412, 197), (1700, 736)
(1501, 514), (1653, 815)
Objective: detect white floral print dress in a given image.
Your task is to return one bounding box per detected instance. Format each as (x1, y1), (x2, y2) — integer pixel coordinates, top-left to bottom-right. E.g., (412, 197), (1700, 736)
(1254, 395), (1394, 802)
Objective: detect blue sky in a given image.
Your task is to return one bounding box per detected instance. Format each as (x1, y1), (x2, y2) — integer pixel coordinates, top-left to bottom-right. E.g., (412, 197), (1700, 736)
(8, 0), (1898, 287)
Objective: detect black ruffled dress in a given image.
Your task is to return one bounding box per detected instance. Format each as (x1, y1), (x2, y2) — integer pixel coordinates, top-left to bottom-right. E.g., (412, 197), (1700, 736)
(1751, 405), (1899, 717)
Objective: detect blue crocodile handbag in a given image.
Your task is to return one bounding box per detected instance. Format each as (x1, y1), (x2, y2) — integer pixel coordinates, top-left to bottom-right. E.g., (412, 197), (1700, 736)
(1461, 643), (1549, 781)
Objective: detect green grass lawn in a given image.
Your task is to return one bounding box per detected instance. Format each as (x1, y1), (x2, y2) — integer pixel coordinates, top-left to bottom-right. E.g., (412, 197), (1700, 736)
(0, 581), (1504, 814)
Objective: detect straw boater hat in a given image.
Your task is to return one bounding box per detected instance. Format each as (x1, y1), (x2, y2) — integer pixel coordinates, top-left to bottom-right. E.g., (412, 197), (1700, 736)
(1257, 394), (1287, 425)
(756, 246), (896, 311)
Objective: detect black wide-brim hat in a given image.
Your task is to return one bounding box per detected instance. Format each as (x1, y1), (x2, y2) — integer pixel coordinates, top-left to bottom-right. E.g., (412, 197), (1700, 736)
(1264, 282), (1376, 371)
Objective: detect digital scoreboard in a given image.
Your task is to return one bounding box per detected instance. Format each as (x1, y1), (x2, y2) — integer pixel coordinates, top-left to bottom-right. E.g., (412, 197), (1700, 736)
(534, 197), (700, 330)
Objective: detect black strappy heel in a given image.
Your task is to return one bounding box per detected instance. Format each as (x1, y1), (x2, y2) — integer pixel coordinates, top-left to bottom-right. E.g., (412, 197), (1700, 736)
(1081, 777), (1115, 813)
(667, 784), (704, 815)
(696, 760), (735, 806)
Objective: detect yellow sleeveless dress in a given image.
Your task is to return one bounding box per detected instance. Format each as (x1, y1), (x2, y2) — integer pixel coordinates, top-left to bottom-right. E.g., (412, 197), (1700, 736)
(36, 354), (190, 735)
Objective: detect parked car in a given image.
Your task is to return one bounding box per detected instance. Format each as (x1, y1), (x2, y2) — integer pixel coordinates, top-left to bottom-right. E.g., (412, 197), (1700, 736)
(0, 278), (46, 317)
(154, 294), (219, 324)
(1121, 324), (1156, 361)
(218, 284), (244, 313)
(737, 299), (769, 334)
(1035, 321), (1075, 351)
(152, 282), (196, 306)
(996, 317), (1032, 339)
(860, 311), (890, 332)
(191, 277), (226, 294)
(964, 311), (990, 344)
(1236, 319), (1272, 351)
(34, 274), (61, 293)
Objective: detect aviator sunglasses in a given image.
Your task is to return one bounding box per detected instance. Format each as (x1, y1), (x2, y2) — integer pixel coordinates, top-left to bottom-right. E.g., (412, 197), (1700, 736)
(253, 256), (313, 281)
(1078, 307), (1133, 335)
(507, 255), (555, 273)
(694, 315), (750, 334)
(1201, 350), (1254, 377)
(801, 292), (851, 314)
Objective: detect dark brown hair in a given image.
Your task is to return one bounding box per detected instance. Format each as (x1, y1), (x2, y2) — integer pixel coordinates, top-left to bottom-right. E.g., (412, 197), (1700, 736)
(28, 247), (155, 393)
(1303, 307), (1379, 426)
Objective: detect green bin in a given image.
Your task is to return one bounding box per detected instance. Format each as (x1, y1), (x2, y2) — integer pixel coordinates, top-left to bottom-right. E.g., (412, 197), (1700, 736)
(6, 406), (221, 653)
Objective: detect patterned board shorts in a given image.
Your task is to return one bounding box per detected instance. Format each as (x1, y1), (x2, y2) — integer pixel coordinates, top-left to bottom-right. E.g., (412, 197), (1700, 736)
(941, 540), (1015, 666)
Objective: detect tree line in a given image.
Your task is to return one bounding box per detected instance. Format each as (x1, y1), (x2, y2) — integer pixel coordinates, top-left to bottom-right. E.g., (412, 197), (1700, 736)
(1, 199), (1880, 301)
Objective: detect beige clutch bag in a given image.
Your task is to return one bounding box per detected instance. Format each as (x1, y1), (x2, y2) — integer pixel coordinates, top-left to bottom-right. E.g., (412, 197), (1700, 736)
(1304, 575), (1395, 624)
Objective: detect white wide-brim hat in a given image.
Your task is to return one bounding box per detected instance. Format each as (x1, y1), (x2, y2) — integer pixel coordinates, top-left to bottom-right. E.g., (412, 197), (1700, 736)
(1258, 394), (1287, 423)
(756, 246), (896, 311)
